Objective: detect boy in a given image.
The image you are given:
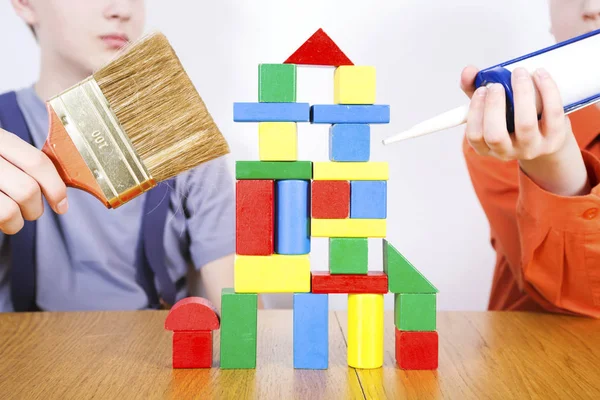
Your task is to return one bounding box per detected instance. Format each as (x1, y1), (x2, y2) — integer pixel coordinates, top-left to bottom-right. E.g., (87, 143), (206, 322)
(0, 0), (235, 311)
(461, 0), (600, 318)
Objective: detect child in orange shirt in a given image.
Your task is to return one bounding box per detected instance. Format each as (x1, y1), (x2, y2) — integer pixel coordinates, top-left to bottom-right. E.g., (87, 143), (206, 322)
(462, 0), (600, 317)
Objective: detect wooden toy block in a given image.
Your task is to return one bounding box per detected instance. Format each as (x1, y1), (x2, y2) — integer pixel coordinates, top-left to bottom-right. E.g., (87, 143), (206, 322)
(164, 297), (220, 369)
(311, 271), (387, 294)
(220, 288), (258, 369)
(293, 293), (329, 369)
(311, 218), (386, 238)
(383, 239), (438, 293)
(394, 293), (437, 331)
(164, 297), (220, 331)
(350, 181), (387, 219)
(235, 255), (310, 293)
(276, 180), (310, 254)
(347, 294), (383, 369)
(236, 180), (274, 255)
(234, 102), (310, 122)
(311, 180), (349, 219)
(259, 122), (297, 161)
(311, 105), (390, 124)
(329, 124), (370, 162)
(284, 28), (354, 66)
(334, 66), (376, 105)
(395, 330), (439, 370)
(329, 238), (367, 274)
(172, 331), (213, 369)
(313, 162), (388, 181)
(236, 161), (312, 180)
(259, 64), (296, 103)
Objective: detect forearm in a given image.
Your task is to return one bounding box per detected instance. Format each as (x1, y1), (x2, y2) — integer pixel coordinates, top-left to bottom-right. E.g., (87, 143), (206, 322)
(519, 131), (591, 196)
(196, 254), (265, 311)
(198, 254), (234, 311)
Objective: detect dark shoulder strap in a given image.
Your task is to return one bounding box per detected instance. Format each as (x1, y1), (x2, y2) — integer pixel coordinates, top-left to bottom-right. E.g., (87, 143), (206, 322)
(0, 91), (38, 312)
(139, 179), (177, 307)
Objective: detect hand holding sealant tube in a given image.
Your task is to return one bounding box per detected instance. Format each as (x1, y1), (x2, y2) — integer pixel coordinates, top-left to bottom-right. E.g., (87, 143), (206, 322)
(383, 28), (600, 196)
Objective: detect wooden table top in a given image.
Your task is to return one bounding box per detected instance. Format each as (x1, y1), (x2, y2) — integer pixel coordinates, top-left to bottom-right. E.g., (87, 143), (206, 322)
(0, 310), (599, 399)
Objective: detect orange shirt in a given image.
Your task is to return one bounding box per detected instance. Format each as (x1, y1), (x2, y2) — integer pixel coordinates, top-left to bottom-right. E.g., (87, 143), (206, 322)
(463, 105), (600, 318)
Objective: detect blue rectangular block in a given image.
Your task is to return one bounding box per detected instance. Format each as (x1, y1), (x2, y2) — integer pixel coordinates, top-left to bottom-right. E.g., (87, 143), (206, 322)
(234, 102), (310, 122)
(311, 105), (390, 124)
(293, 293), (328, 369)
(276, 180), (310, 254)
(329, 124), (370, 162)
(350, 180), (387, 219)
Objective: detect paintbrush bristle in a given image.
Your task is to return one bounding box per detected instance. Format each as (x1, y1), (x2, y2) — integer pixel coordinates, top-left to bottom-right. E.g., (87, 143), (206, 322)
(93, 32), (229, 183)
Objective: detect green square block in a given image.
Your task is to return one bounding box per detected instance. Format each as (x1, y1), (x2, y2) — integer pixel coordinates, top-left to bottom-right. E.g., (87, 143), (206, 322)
(236, 161), (312, 180)
(394, 293), (436, 331)
(329, 238), (368, 274)
(220, 288), (258, 369)
(259, 64), (297, 103)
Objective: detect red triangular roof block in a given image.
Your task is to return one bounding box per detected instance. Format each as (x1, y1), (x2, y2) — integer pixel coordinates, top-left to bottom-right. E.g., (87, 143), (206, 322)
(284, 28), (354, 66)
(164, 297), (220, 331)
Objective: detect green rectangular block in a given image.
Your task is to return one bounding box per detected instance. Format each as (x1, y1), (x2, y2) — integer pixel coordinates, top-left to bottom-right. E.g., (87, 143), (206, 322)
(329, 238), (368, 274)
(394, 293), (436, 331)
(236, 161), (312, 180)
(259, 64), (296, 103)
(220, 288), (258, 369)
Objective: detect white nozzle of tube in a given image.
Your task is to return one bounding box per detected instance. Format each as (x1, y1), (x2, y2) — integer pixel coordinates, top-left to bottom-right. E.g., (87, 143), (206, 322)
(382, 105), (469, 145)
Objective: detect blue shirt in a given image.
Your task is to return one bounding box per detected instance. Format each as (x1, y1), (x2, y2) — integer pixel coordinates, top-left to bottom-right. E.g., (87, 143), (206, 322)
(0, 87), (235, 311)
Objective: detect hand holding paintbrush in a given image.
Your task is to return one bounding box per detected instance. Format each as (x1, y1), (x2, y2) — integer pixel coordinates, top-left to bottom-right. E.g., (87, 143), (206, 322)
(0, 32), (229, 235)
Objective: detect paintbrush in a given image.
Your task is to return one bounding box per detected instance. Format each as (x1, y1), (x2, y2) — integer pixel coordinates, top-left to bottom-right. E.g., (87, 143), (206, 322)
(42, 32), (229, 208)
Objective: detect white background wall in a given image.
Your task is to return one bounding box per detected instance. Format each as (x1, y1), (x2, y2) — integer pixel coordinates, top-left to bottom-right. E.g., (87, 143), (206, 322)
(0, 0), (554, 310)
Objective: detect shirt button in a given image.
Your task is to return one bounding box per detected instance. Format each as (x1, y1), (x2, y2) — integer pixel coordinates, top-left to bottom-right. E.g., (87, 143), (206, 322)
(583, 208), (599, 220)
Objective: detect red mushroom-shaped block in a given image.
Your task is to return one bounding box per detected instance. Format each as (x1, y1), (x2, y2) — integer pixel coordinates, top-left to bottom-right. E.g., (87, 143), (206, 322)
(165, 297), (220, 368)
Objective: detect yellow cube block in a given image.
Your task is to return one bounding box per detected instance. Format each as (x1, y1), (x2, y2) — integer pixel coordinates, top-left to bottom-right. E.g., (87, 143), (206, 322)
(348, 294), (384, 369)
(311, 219), (386, 238)
(334, 66), (376, 105)
(313, 162), (388, 180)
(234, 254), (310, 293)
(259, 122), (297, 161)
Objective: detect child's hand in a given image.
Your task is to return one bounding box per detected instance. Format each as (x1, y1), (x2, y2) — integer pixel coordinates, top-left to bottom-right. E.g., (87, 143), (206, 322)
(0, 128), (68, 235)
(460, 66), (591, 196)
(460, 66), (569, 161)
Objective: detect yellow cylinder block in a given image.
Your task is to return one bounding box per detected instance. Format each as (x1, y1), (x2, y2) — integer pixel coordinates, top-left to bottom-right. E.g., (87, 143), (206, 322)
(347, 293), (384, 369)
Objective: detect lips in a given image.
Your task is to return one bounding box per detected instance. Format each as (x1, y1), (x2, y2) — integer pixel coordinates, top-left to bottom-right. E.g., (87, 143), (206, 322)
(100, 34), (129, 49)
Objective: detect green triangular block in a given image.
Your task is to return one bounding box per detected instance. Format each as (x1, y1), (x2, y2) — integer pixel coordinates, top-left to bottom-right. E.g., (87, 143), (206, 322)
(383, 239), (438, 293)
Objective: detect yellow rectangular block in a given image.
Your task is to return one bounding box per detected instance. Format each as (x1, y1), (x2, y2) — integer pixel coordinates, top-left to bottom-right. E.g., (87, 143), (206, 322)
(234, 254), (310, 293)
(313, 162), (388, 181)
(311, 219), (386, 238)
(334, 66), (376, 105)
(259, 122), (297, 161)
(348, 294), (384, 369)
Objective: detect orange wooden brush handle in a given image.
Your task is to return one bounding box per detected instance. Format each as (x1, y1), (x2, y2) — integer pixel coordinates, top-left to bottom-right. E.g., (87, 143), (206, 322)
(42, 105), (110, 207)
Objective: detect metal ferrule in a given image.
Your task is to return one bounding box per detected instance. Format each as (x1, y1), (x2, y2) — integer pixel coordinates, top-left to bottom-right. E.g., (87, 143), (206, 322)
(49, 77), (155, 208)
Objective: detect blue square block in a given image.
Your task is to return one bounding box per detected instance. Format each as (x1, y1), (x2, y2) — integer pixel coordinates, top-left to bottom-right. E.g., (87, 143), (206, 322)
(350, 181), (387, 219)
(329, 124), (370, 162)
(293, 293), (328, 369)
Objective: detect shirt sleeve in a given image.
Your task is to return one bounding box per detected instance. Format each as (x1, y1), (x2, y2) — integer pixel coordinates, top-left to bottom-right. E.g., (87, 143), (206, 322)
(463, 136), (600, 318)
(181, 156), (235, 269)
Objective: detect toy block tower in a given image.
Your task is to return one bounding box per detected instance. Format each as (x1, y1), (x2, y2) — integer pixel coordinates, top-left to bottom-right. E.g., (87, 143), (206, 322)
(222, 27), (438, 371)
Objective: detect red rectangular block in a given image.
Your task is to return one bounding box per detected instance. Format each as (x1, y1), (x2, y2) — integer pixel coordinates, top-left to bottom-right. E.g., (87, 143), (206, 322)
(311, 180), (349, 219)
(236, 180), (274, 255)
(311, 271), (388, 294)
(395, 329), (438, 370)
(173, 331), (213, 369)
